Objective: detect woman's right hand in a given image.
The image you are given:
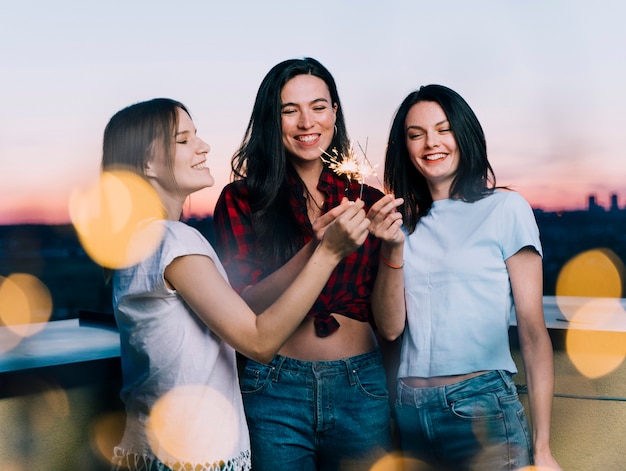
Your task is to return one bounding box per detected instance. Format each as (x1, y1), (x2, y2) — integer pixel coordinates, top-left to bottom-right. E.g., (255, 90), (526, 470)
(318, 198), (370, 260)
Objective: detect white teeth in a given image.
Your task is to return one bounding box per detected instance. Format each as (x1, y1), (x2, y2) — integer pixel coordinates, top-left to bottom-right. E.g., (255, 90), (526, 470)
(192, 162), (209, 170)
(425, 153), (446, 161)
(297, 135), (317, 143)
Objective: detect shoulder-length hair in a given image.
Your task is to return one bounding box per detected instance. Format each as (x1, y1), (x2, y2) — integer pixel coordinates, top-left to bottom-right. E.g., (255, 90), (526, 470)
(384, 84), (496, 233)
(231, 57), (350, 263)
(102, 98), (189, 197)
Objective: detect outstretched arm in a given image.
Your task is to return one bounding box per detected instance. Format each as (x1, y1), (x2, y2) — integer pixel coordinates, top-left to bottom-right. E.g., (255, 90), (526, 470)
(368, 194), (407, 341)
(166, 200), (370, 363)
(238, 198), (355, 313)
(507, 247), (562, 470)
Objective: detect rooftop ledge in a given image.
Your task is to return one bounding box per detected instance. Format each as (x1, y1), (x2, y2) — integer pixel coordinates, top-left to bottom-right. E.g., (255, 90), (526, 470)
(1, 296), (625, 374)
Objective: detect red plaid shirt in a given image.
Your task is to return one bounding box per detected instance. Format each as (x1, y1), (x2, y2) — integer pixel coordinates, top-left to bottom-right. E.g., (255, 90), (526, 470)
(213, 166), (383, 337)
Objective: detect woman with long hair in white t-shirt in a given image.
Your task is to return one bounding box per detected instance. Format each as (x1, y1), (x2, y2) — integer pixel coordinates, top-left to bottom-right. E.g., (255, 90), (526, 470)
(103, 98), (371, 471)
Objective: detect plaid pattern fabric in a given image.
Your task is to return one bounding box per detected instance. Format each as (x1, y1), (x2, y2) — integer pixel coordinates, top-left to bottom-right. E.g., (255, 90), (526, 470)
(213, 166), (382, 337)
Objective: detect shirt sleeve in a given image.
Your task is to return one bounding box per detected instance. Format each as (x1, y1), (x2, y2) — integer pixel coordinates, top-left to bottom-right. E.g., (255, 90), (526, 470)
(500, 191), (543, 260)
(213, 182), (265, 293)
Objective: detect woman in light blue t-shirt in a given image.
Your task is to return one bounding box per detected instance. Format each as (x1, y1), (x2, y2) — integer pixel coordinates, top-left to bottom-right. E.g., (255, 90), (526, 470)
(371, 85), (562, 470)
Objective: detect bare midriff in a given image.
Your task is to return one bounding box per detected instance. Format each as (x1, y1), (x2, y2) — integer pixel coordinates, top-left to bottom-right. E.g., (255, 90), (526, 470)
(401, 370), (489, 388)
(278, 316), (377, 361)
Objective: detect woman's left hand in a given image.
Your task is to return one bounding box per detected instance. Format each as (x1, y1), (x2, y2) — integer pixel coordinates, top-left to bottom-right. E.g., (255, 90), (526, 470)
(367, 194), (404, 245)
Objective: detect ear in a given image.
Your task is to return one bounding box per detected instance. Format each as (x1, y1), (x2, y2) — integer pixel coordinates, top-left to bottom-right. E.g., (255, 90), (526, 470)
(144, 158), (158, 179)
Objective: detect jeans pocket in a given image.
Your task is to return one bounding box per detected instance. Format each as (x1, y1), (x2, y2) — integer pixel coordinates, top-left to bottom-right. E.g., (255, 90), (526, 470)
(449, 391), (504, 421)
(353, 364), (389, 400)
(240, 362), (271, 394)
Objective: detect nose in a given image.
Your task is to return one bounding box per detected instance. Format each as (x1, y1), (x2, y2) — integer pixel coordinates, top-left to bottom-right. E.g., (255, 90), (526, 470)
(198, 138), (211, 155)
(298, 109), (313, 129)
(426, 132), (439, 149)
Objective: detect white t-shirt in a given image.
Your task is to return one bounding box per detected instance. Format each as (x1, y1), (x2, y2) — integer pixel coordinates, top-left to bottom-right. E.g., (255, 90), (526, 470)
(398, 191), (542, 378)
(112, 220), (251, 470)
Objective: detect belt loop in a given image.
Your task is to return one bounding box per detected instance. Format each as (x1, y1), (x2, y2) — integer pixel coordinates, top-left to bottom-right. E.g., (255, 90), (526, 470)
(270, 355), (286, 382)
(439, 385), (449, 409)
(397, 380), (407, 405)
(343, 358), (357, 386)
(496, 369), (511, 389)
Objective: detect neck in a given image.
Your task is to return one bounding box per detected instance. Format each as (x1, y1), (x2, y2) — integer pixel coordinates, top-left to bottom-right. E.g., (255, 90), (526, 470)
(428, 181), (452, 201)
(152, 186), (185, 221)
(291, 158), (324, 188)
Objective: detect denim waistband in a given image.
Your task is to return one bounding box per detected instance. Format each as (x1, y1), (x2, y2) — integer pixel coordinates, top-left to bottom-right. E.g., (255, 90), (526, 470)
(397, 370), (514, 409)
(249, 349), (383, 378)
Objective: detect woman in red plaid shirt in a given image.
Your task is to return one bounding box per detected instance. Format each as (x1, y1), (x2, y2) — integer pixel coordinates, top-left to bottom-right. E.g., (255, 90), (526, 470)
(213, 57), (403, 470)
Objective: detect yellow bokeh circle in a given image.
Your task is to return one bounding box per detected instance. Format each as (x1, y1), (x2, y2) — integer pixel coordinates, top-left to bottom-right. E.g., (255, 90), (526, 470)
(69, 170), (164, 269)
(556, 248), (623, 300)
(146, 385), (239, 466)
(0, 273), (52, 338)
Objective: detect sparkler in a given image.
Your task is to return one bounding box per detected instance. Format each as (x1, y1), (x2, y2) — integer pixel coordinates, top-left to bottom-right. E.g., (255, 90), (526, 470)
(320, 139), (380, 199)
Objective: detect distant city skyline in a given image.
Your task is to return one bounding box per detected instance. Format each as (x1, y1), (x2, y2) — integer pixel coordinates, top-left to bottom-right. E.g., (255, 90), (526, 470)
(1, 1), (625, 225)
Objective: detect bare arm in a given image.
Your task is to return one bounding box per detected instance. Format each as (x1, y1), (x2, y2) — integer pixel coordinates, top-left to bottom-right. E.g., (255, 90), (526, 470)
(507, 247), (562, 470)
(165, 200), (370, 363)
(239, 198), (354, 313)
(368, 194), (407, 341)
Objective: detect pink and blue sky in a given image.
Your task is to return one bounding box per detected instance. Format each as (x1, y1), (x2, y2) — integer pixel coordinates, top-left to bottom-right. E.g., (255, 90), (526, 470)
(1, 0), (625, 225)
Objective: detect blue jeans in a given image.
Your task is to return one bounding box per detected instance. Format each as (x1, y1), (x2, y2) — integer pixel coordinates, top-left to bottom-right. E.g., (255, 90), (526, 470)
(395, 370), (532, 471)
(240, 349), (392, 470)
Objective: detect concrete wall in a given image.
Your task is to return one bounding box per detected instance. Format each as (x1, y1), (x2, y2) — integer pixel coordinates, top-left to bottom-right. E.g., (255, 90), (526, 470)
(2, 329), (625, 470)
(0, 360), (123, 471)
(512, 328), (626, 471)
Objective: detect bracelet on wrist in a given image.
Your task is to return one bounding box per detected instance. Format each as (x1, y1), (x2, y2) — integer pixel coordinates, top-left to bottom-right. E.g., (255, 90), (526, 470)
(380, 254), (404, 269)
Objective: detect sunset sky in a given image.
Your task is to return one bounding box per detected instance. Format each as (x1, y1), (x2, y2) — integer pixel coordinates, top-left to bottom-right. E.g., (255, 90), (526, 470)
(1, 0), (625, 225)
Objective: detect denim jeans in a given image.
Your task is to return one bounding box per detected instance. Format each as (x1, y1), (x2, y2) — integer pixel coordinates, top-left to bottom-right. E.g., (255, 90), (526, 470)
(240, 349), (392, 470)
(395, 370), (532, 471)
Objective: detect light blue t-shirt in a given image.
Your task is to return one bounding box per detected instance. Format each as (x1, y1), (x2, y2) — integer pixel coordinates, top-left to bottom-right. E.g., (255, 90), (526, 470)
(398, 190), (542, 378)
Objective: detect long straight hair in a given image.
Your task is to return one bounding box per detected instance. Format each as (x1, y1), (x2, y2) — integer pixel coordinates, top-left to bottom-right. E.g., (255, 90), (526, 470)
(384, 85), (497, 233)
(102, 98), (189, 198)
(231, 57), (350, 263)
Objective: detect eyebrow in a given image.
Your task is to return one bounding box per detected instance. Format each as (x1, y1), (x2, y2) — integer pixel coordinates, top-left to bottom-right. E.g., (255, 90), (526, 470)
(281, 97), (330, 109)
(406, 119), (450, 131)
(175, 129), (192, 137)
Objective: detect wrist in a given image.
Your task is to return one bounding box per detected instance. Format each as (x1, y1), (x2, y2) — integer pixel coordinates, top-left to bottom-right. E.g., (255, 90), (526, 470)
(380, 244), (404, 269)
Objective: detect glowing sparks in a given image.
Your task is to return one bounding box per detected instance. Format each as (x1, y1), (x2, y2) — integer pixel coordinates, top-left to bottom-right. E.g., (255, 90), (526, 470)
(320, 144), (377, 185)
(320, 141), (380, 199)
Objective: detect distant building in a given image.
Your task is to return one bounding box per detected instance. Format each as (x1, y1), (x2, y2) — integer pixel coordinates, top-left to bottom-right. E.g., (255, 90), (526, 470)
(610, 193), (620, 211)
(588, 194), (604, 212)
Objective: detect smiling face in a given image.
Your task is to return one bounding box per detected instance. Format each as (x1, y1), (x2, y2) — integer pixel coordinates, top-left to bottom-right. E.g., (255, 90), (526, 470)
(173, 108), (213, 193)
(280, 74), (337, 168)
(146, 107), (212, 200)
(405, 100), (460, 200)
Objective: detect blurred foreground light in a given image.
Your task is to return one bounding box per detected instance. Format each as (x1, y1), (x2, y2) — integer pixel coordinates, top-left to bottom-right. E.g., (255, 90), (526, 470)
(69, 169), (164, 269)
(0, 273), (52, 339)
(556, 248), (624, 301)
(147, 385), (239, 466)
(370, 452), (435, 471)
(518, 467), (561, 471)
(90, 411), (126, 465)
(555, 248), (626, 378)
(565, 298), (626, 378)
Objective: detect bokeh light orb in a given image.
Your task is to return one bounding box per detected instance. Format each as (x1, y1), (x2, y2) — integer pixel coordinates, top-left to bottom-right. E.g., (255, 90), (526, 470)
(370, 451), (435, 470)
(565, 298), (626, 378)
(146, 385), (239, 466)
(556, 248), (624, 300)
(90, 411), (126, 465)
(555, 248), (626, 378)
(69, 169), (164, 269)
(0, 273), (52, 338)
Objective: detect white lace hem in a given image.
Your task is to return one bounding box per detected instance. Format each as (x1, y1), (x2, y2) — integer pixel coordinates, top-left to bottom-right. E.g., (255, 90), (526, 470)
(111, 446), (252, 471)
